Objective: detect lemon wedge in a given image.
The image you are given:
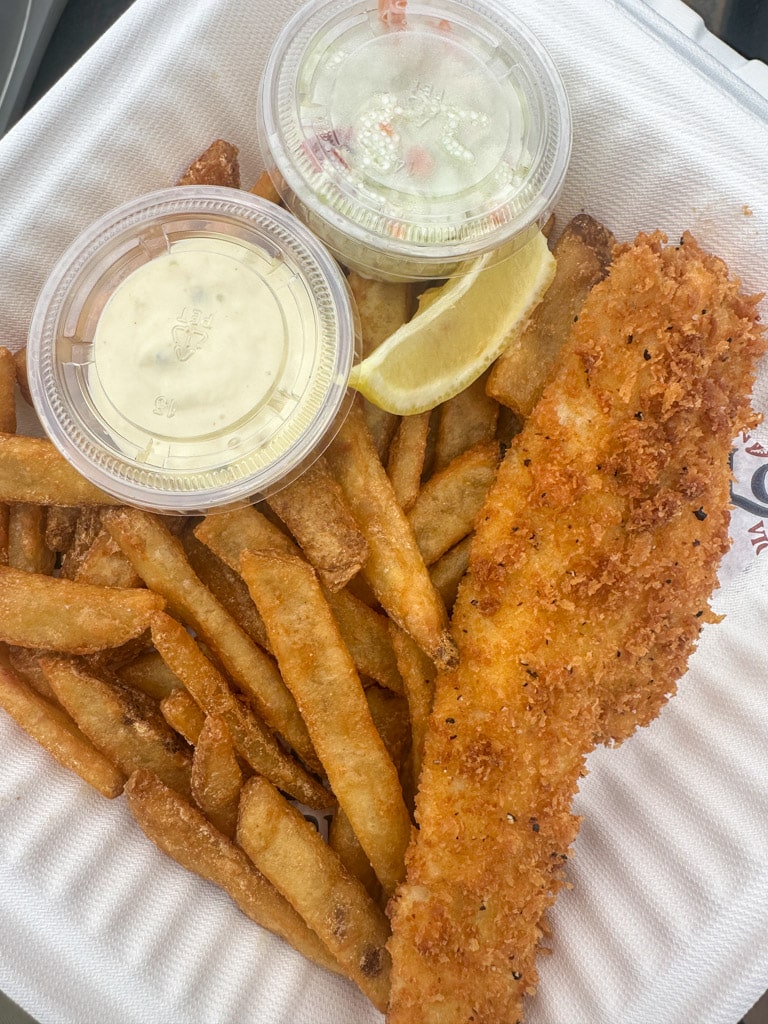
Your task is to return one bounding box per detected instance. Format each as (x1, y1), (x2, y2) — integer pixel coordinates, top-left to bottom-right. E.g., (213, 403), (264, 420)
(348, 230), (556, 415)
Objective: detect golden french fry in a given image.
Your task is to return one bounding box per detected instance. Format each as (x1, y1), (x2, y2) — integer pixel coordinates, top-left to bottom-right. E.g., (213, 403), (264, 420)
(74, 526), (142, 588)
(125, 769), (340, 975)
(365, 684), (411, 775)
(0, 434), (118, 505)
(58, 507), (101, 579)
(8, 504), (56, 574)
(325, 403), (457, 670)
(150, 611), (329, 809)
(0, 565), (163, 654)
(429, 534), (472, 612)
(160, 688), (206, 746)
(266, 456), (368, 592)
(389, 624), (436, 789)
(43, 505), (79, 554)
(119, 650), (182, 701)
(328, 807), (381, 903)
(103, 507), (316, 772)
(241, 550), (410, 899)
(191, 714), (243, 839)
(7, 646), (59, 702)
(250, 169), (281, 204)
(237, 775), (391, 1010)
(325, 588), (403, 695)
(181, 530), (270, 651)
(12, 347), (31, 406)
(0, 646), (125, 797)
(487, 213), (615, 415)
(176, 139), (240, 188)
(39, 654), (192, 798)
(195, 505), (297, 563)
(387, 411), (431, 512)
(433, 370), (499, 473)
(408, 441), (500, 566)
(348, 271), (411, 463)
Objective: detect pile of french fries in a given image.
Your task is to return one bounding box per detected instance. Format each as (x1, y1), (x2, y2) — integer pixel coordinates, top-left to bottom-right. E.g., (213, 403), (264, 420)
(0, 141), (615, 1011)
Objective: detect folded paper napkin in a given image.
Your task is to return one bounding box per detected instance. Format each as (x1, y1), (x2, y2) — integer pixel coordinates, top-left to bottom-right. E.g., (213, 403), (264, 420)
(1, 1), (768, 1022)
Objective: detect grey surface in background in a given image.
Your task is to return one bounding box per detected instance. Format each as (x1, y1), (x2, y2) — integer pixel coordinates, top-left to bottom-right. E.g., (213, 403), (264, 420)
(0, 0), (68, 134)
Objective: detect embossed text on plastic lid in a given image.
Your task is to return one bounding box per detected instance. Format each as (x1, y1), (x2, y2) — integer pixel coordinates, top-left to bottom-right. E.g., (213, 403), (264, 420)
(28, 187), (358, 513)
(259, 0), (571, 280)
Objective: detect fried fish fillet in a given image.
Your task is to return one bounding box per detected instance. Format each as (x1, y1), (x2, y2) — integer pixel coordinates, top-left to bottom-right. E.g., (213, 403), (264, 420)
(387, 232), (765, 1024)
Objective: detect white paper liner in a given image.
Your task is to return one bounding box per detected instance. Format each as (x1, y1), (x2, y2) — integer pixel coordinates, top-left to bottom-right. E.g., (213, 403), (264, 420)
(1, 1), (768, 1022)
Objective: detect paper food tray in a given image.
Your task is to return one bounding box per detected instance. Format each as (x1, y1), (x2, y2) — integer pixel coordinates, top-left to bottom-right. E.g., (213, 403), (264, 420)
(1, 1), (768, 1022)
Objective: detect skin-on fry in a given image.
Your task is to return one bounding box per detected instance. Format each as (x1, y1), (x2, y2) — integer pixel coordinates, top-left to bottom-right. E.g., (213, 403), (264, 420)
(429, 534), (472, 612)
(12, 348), (30, 406)
(160, 688), (206, 746)
(73, 526), (142, 588)
(487, 213), (616, 416)
(408, 440), (500, 566)
(7, 646), (58, 702)
(325, 403), (457, 670)
(191, 714), (243, 839)
(241, 550), (411, 900)
(196, 507), (402, 691)
(433, 370), (499, 473)
(8, 504), (56, 574)
(0, 646), (125, 798)
(176, 139), (240, 188)
(103, 507), (316, 772)
(44, 505), (79, 555)
(250, 169), (281, 204)
(119, 650), (182, 701)
(237, 774), (391, 1010)
(348, 271), (411, 463)
(0, 434), (119, 505)
(181, 530), (270, 651)
(0, 565), (163, 654)
(387, 411), (431, 512)
(39, 654), (192, 798)
(125, 769), (340, 975)
(389, 624), (436, 790)
(266, 456), (369, 592)
(150, 611), (329, 809)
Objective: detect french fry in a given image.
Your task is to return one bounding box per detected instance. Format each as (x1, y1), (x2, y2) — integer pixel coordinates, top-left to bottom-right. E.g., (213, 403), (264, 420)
(160, 688), (206, 746)
(181, 530), (270, 651)
(7, 646), (59, 702)
(196, 506), (402, 691)
(325, 402), (457, 670)
(433, 370), (499, 472)
(266, 456), (368, 592)
(103, 507), (317, 772)
(44, 505), (79, 554)
(176, 139), (240, 188)
(12, 347), (30, 406)
(8, 503), (56, 574)
(58, 507), (101, 579)
(328, 807), (381, 903)
(487, 213), (615, 415)
(348, 271), (411, 463)
(325, 588), (404, 695)
(125, 769), (340, 975)
(389, 624), (437, 789)
(191, 714), (243, 839)
(241, 550), (410, 899)
(408, 441), (500, 566)
(0, 646), (125, 798)
(429, 534), (472, 612)
(73, 526), (143, 588)
(237, 774), (391, 1010)
(150, 611), (329, 809)
(0, 434), (119, 505)
(387, 411), (431, 512)
(0, 566), (163, 653)
(39, 654), (193, 798)
(250, 169), (281, 204)
(119, 650), (182, 701)
(365, 684), (411, 775)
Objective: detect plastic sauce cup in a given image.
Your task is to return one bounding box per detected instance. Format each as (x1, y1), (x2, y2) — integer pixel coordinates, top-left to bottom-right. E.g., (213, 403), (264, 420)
(28, 187), (358, 513)
(259, 0), (571, 280)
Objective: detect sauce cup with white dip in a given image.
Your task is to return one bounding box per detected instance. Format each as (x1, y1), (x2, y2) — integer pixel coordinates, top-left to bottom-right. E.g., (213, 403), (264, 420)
(28, 187), (358, 513)
(258, 0), (571, 280)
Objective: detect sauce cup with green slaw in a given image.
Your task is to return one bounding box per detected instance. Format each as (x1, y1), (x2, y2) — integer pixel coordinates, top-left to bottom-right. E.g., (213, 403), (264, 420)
(27, 187), (358, 513)
(258, 0), (571, 280)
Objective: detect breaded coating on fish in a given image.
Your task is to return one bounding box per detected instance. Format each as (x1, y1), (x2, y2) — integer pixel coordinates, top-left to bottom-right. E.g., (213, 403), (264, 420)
(386, 232), (765, 1024)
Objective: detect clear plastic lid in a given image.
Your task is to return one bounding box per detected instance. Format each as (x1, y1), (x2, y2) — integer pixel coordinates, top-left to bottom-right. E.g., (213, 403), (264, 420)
(28, 187), (358, 513)
(259, 0), (571, 279)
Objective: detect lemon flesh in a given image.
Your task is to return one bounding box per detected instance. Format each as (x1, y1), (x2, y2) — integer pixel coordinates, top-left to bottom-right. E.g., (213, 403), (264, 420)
(349, 230), (556, 415)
